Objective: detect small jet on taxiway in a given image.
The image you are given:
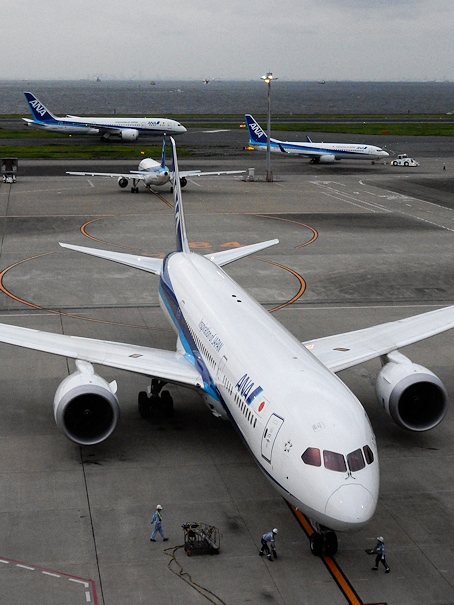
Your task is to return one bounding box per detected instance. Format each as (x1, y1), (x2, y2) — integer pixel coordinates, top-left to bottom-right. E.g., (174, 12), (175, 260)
(67, 135), (245, 192)
(245, 114), (389, 163)
(0, 138), (450, 557)
(23, 91), (186, 141)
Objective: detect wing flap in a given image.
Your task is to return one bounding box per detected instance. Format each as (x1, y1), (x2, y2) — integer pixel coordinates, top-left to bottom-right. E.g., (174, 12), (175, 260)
(304, 305), (454, 372)
(0, 322), (202, 387)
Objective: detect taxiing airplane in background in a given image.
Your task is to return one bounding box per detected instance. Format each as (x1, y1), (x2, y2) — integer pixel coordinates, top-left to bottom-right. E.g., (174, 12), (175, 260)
(23, 92), (187, 141)
(0, 138), (450, 556)
(245, 114), (389, 163)
(67, 135), (245, 192)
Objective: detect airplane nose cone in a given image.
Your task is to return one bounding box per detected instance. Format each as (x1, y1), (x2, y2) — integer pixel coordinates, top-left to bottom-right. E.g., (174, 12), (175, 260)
(325, 485), (376, 530)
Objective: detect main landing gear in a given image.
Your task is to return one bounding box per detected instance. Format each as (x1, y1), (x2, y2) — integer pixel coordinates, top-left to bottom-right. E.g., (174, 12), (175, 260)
(138, 379), (174, 420)
(309, 529), (338, 557)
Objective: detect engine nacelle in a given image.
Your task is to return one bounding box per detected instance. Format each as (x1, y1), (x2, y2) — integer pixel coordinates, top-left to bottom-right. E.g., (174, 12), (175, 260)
(117, 177), (128, 188)
(319, 154), (336, 163)
(180, 176), (188, 188)
(53, 360), (120, 446)
(375, 351), (448, 431)
(120, 129), (139, 141)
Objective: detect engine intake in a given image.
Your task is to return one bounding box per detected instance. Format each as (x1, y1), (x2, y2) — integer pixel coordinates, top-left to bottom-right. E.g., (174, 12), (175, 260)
(117, 177), (128, 188)
(375, 351), (447, 432)
(120, 129), (139, 141)
(53, 361), (120, 446)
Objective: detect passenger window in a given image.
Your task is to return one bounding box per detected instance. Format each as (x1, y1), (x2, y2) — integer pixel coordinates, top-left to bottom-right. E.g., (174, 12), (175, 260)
(301, 447), (321, 467)
(363, 445), (374, 465)
(323, 450), (347, 472)
(347, 449), (365, 472)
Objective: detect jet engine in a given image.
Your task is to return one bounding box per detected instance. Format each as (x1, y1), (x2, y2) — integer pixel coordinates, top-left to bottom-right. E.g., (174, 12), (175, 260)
(375, 351), (447, 431)
(319, 155), (336, 163)
(120, 129), (139, 141)
(53, 360), (120, 446)
(117, 177), (128, 188)
(180, 177), (188, 187)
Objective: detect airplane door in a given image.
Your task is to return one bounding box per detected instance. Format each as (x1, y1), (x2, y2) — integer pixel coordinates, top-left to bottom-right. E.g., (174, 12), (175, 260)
(261, 414), (284, 464)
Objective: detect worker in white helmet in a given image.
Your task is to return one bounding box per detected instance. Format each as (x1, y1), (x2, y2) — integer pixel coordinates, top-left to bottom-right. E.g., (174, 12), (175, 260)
(371, 536), (390, 573)
(259, 528), (278, 561)
(150, 505), (169, 542)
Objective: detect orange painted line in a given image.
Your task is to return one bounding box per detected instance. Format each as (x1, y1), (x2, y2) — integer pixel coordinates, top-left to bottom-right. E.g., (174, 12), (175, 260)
(0, 253), (165, 330)
(252, 214), (319, 248)
(288, 504), (387, 605)
(256, 258), (306, 313)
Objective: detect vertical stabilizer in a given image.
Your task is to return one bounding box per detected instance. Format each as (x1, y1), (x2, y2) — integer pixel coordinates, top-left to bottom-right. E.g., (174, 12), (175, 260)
(24, 92), (58, 123)
(170, 137), (190, 254)
(160, 134), (167, 168)
(245, 114), (267, 145)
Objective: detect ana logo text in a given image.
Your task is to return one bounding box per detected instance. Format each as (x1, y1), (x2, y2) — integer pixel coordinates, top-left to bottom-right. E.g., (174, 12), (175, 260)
(30, 100), (47, 117)
(235, 373), (263, 405)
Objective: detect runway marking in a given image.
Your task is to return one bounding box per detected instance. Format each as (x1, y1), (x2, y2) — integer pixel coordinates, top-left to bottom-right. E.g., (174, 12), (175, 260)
(288, 505), (387, 605)
(258, 258), (306, 312)
(0, 555), (97, 604)
(0, 252), (164, 330)
(253, 214), (318, 249)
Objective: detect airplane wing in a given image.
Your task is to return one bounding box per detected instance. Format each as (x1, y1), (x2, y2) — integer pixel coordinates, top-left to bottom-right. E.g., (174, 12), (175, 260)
(179, 170), (246, 178)
(0, 322), (202, 388)
(304, 306), (454, 373)
(67, 171), (146, 181)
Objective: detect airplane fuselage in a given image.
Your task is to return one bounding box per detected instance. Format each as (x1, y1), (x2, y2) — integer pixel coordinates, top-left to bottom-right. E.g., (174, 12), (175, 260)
(251, 139), (388, 161)
(159, 251), (379, 531)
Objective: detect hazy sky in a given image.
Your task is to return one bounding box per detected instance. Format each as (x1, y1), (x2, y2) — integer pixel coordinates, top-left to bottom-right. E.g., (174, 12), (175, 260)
(2, 0), (454, 81)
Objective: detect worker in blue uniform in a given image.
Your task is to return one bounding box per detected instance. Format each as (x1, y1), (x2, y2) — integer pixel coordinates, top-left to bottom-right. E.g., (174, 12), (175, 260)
(259, 528), (278, 561)
(372, 536), (390, 573)
(150, 504), (169, 542)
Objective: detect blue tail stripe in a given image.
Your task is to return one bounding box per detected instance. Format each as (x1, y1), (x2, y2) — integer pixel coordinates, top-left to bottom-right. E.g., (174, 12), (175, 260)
(24, 92), (57, 123)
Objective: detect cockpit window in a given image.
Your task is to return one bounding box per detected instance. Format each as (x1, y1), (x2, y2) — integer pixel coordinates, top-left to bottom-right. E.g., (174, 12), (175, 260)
(301, 447), (321, 467)
(323, 450), (347, 472)
(363, 445), (374, 464)
(347, 449), (366, 472)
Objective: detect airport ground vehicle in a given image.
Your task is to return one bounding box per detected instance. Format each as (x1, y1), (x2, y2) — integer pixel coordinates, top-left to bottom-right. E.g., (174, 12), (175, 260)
(391, 154), (420, 167)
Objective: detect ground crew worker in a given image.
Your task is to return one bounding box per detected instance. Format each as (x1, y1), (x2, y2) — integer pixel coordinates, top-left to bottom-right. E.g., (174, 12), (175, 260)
(371, 536), (390, 573)
(259, 528), (278, 561)
(150, 505), (168, 542)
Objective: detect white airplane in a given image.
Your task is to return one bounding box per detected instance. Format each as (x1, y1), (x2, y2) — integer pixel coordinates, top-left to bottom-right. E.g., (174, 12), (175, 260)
(246, 114), (389, 164)
(67, 135), (245, 193)
(22, 92), (187, 141)
(0, 138), (451, 557)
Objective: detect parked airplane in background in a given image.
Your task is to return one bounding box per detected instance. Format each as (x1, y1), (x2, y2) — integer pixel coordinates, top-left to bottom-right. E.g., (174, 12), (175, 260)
(245, 114), (389, 163)
(23, 92), (187, 141)
(67, 135), (245, 192)
(0, 138), (451, 556)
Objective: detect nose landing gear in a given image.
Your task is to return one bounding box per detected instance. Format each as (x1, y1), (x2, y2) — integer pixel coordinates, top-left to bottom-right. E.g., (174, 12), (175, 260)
(310, 530), (338, 557)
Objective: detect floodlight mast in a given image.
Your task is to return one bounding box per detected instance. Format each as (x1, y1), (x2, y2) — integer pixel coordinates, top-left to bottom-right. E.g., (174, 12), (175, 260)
(261, 72), (277, 182)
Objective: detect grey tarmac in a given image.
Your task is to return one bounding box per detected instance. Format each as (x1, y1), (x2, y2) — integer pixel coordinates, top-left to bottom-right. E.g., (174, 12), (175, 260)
(0, 137), (454, 604)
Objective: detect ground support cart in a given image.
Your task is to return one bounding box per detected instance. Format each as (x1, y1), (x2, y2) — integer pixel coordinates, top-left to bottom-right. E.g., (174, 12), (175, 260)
(1, 158), (18, 183)
(182, 522), (220, 556)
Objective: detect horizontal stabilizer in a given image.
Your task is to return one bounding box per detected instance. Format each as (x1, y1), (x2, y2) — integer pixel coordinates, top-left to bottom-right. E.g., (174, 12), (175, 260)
(205, 239), (279, 267)
(59, 243), (163, 275)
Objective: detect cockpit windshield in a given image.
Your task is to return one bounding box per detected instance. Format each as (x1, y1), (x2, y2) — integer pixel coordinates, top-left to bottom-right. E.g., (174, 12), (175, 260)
(302, 444), (374, 473)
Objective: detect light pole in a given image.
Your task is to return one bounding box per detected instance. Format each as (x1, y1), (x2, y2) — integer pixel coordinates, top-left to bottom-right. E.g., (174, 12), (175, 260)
(261, 72), (277, 182)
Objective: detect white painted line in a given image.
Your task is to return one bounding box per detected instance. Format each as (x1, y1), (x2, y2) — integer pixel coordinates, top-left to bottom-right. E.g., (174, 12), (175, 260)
(69, 578), (89, 587)
(0, 559), (9, 564)
(85, 590), (92, 602)
(42, 571), (61, 578)
(16, 564), (35, 570)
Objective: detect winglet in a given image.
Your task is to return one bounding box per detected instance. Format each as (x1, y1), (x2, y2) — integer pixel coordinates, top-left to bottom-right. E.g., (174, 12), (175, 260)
(306, 135), (312, 143)
(278, 143), (289, 154)
(170, 137), (190, 254)
(23, 92), (58, 123)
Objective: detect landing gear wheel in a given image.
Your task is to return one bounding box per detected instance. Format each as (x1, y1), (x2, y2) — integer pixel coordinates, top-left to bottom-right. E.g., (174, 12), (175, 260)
(138, 391), (151, 418)
(324, 531), (338, 556)
(160, 390), (174, 418)
(310, 532), (324, 556)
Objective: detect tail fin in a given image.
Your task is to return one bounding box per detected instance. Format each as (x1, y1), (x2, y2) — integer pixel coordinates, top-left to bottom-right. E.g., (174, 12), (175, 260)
(24, 92), (58, 123)
(245, 114), (267, 144)
(160, 134), (167, 168)
(170, 137), (190, 254)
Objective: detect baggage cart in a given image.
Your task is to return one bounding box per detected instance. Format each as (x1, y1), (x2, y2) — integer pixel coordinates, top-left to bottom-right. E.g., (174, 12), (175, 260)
(182, 522), (220, 556)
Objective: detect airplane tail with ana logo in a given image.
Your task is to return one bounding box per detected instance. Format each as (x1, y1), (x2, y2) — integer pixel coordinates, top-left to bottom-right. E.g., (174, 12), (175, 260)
(245, 114), (268, 146)
(160, 134), (167, 169)
(24, 92), (58, 123)
(170, 137), (190, 254)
